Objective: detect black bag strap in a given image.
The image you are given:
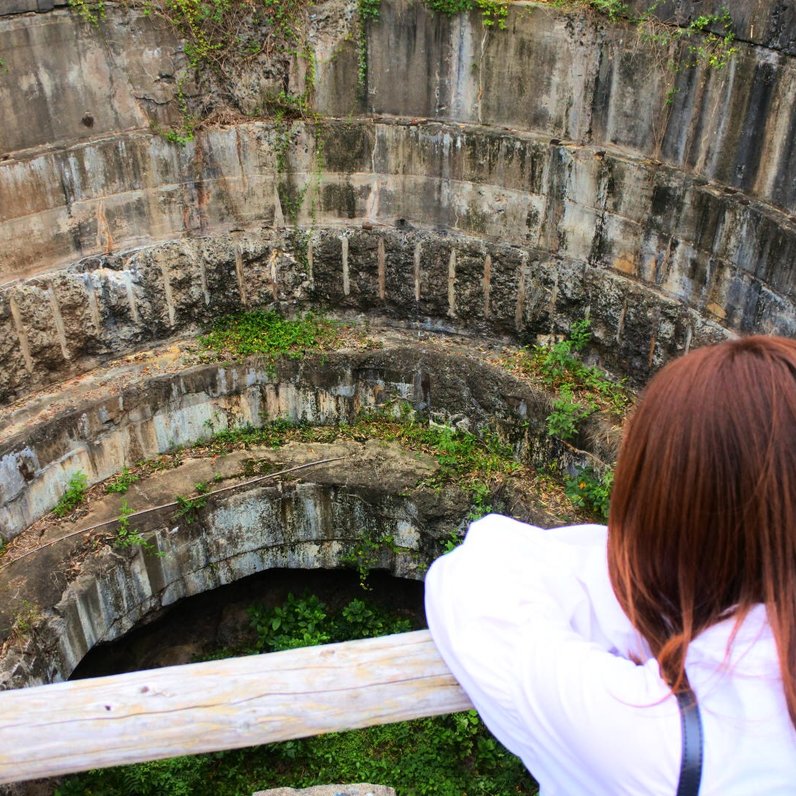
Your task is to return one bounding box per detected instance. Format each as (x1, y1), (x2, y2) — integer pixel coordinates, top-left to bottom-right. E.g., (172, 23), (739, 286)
(675, 687), (704, 796)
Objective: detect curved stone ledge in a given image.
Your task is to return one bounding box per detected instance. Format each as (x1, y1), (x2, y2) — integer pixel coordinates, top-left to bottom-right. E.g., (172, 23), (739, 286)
(0, 444), (465, 688)
(0, 338), (569, 541)
(1, 219), (763, 404)
(5, 119), (794, 289)
(3, 112), (795, 402)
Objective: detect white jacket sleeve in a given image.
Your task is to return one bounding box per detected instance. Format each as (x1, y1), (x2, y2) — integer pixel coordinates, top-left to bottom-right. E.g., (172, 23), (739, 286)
(424, 514), (682, 796)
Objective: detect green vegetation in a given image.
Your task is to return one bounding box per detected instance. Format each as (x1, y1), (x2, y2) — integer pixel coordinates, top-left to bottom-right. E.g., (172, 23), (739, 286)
(52, 472), (89, 518)
(250, 592), (413, 651)
(201, 409), (521, 522)
(425, 0), (509, 28)
(199, 310), (339, 365)
(59, 593), (537, 796)
(139, 0), (306, 71)
(508, 319), (632, 445)
(546, 384), (594, 441)
(639, 8), (737, 72)
(105, 467), (140, 495)
(67, 0), (105, 24)
(358, 0), (382, 21)
(114, 500), (162, 554)
(501, 319), (630, 519)
(565, 465), (613, 521)
(174, 492), (209, 522)
(553, 0), (737, 75)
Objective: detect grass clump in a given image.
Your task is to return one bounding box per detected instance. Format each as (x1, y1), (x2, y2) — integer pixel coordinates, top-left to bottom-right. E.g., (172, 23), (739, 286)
(105, 467), (140, 495)
(199, 310), (338, 365)
(10, 600), (42, 639)
(52, 472), (89, 518)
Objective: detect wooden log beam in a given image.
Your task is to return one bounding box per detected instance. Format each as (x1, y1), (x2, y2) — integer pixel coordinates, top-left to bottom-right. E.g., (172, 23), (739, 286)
(0, 630), (472, 784)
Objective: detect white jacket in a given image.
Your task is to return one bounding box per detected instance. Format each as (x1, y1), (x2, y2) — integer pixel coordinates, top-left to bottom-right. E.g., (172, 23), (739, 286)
(425, 514), (796, 794)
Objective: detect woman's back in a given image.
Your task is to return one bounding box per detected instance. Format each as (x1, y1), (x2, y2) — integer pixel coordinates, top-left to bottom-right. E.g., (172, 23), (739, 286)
(426, 516), (796, 794)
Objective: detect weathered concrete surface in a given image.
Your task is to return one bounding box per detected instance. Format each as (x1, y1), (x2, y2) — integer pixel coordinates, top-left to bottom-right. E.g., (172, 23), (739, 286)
(0, 331), (570, 541)
(0, 207), (752, 404)
(369, 0), (796, 207)
(0, 439), (465, 688)
(0, 1), (793, 408)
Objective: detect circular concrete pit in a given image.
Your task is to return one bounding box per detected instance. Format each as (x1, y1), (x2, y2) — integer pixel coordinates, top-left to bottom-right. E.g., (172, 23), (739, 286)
(0, 0), (793, 704)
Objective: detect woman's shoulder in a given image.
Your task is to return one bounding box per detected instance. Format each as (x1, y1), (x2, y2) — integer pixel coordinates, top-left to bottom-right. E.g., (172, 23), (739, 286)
(426, 514), (640, 654)
(425, 514), (681, 794)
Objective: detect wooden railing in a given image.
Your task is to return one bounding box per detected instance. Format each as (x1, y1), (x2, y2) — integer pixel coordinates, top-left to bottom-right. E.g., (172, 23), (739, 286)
(0, 630), (472, 784)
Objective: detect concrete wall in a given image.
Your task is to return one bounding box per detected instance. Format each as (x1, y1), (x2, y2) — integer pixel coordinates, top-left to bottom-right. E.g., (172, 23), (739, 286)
(0, 1), (794, 406)
(0, 343), (560, 541)
(1, 477), (443, 687)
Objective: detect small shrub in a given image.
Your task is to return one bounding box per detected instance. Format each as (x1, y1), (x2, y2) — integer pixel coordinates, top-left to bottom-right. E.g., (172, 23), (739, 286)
(546, 385), (595, 440)
(52, 472), (88, 517)
(115, 501), (163, 555)
(358, 0), (381, 19)
(174, 493), (208, 522)
(67, 0), (105, 24)
(565, 466), (614, 520)
(105, 467), (140, 495)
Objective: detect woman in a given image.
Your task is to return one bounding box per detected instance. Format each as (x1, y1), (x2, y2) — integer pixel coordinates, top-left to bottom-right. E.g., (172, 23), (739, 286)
(425, 335), (796, 794)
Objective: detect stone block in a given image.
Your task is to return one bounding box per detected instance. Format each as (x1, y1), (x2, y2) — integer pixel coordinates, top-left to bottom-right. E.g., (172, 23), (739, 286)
(0, 1), (38, 15)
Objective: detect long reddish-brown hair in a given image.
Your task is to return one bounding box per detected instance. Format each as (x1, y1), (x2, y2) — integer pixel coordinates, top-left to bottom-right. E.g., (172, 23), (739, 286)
(608, 335), (796, 725)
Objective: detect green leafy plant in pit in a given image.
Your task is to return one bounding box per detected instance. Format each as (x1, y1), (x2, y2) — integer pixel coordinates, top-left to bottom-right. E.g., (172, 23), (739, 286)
(59, 592), (536, 796)
(565, 465), (614, 520)
(199, 310), (339, 366)
(114, 500), (163, 555)
(425, 0), (509, 28)
(509, 319), (631, 444)
(105, 466), (140, 495)
(67, 0), (105, 24)
(248, 592), (414, 652)
(250, 593), (332, 650)
(52, 471), (89, 518)
(174, 492), (208, 522)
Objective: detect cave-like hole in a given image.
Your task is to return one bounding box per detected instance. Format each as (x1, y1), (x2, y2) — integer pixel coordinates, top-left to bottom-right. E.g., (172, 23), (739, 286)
(70, 568), (426, 679)
(60, 568), (539, 796)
